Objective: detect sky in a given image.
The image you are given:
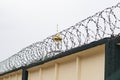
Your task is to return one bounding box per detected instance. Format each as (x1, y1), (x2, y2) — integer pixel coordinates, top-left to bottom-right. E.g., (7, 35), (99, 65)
(0, 0), (119, 62)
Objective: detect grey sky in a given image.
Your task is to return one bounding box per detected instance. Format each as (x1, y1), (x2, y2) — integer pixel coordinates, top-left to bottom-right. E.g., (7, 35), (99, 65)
(0, 0), (119, 62)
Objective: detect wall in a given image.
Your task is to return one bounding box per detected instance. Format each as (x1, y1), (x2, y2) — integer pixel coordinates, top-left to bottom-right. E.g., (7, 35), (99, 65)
(0, 70), (22, 80)
(27, 44), (105, 80)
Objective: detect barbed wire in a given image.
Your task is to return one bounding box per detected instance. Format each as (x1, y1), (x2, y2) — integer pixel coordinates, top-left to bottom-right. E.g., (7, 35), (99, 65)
(0, 3), (120, 74)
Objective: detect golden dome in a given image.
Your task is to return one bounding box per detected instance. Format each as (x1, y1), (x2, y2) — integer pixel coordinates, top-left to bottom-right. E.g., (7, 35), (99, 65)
(52, 33), (62, 42)
(52, 24), (62, 42)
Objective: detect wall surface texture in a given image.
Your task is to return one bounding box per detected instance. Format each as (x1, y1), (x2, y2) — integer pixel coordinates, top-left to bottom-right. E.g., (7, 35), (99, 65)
(0, 45), (105, 80)
(27, 45), (105, 80)
(0, 70), (22, 80)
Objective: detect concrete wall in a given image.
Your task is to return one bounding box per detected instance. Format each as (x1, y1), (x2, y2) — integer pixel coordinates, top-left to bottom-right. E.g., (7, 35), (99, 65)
(27, 44), (105, 80)
(0, 45), (105, 80)
(0, 70), (22, 80)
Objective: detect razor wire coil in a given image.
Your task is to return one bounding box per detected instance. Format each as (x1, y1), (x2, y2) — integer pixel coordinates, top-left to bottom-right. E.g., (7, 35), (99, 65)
(0, 3), (120, 74)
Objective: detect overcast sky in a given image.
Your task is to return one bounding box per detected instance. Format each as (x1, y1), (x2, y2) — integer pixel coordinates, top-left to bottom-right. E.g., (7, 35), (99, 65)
(0, 0), (119, 62)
